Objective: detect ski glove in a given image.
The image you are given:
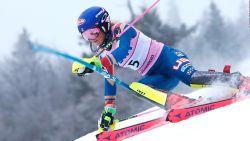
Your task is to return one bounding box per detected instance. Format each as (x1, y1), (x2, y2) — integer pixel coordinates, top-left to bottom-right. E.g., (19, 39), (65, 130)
(98, 104), (117, 132)
(72, 56), (102, 77)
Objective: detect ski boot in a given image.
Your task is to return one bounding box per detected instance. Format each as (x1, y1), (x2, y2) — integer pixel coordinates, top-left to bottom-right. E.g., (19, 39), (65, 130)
(98, 105), (117, 132)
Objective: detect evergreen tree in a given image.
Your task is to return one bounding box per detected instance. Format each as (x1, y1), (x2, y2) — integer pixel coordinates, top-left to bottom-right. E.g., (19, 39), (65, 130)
(203, 2), (225, 52)
(166, 0), (181, 28)
(177, 1), (248, 70)
(0, 29), (55, 141)
(0, 28), (97, 141)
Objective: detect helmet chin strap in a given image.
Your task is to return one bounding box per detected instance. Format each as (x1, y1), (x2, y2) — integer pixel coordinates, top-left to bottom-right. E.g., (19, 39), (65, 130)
(101, 30), (113, 50)
(89, 42), (102, 53)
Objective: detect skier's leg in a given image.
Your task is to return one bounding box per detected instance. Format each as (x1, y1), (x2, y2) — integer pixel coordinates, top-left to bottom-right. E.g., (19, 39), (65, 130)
(191, 71), (250, 94)
(152, 45), (196, 86)
(138, 74), (195, 108)
(155, 45), (244, 90)
(138, 74), (179, 91)
(134, 46), (198, 107)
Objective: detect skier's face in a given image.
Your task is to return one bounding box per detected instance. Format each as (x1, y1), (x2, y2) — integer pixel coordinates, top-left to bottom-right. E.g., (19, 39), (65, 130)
(81, 27), (105, 46)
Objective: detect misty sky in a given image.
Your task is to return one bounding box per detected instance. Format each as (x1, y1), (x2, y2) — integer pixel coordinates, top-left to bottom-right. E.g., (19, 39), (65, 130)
(0, 0), (247, 59)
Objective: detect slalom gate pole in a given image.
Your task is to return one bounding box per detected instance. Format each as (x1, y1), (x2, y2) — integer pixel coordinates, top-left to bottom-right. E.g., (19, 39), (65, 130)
(31, 43), (131, 90)
(117, 0), (161, 38)
(118, 107), (162, 122)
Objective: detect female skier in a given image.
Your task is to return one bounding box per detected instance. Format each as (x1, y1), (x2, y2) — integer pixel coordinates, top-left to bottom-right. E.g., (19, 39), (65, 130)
(72, 6), (250, 132)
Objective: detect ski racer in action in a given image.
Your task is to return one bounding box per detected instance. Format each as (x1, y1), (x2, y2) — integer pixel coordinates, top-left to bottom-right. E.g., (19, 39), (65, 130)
(72, 6), (250, 132)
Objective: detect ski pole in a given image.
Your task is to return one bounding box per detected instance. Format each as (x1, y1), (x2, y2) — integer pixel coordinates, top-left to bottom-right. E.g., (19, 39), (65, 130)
(31, 43), (166, 109)
(31, 43), (130, 90)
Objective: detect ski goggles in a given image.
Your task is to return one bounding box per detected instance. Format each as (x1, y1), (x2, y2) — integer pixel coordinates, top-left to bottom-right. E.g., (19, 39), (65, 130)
(81, 27), (101, 41)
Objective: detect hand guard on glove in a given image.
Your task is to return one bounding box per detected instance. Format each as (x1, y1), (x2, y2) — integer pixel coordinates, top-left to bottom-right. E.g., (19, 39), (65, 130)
(98, 104), (117, 132)
(72, 56), (102, 77)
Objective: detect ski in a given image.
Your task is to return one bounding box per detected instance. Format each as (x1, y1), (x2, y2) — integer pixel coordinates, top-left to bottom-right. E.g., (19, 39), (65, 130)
(95, 92), (250, 141)
(167, 92), (250, 123)
(96, 116), (167, 141)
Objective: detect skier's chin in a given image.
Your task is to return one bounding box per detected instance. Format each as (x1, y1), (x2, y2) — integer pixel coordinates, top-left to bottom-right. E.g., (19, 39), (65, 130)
(92, 40), (103, 47)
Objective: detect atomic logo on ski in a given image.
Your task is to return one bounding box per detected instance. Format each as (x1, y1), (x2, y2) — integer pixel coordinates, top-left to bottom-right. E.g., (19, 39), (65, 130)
(167, 96), (247, 123)
(184, 104), (215, 117)
(114, 124), (145, 139)
(97, 124), (146, 141)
